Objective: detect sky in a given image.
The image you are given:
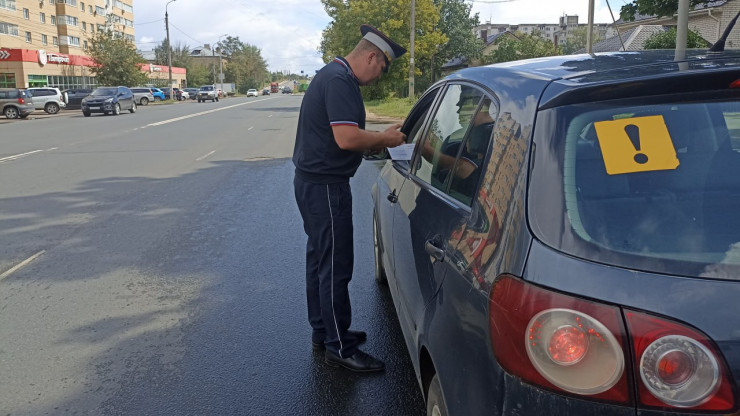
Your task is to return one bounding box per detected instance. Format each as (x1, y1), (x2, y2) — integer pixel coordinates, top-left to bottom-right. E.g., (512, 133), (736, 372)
(133, 0), (620, 75)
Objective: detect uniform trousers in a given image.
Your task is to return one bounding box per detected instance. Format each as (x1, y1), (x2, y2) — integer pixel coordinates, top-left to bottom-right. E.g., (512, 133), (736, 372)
(294, 174), (362, 358)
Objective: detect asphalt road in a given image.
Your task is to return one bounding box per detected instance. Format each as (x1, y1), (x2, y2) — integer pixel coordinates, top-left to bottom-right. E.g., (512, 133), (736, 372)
(0, 96), (425, 415)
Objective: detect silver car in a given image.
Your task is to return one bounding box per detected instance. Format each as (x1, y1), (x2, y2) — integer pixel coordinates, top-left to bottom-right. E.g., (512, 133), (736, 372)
(130, 88), (155, 106)
(26, 87), (66, 114)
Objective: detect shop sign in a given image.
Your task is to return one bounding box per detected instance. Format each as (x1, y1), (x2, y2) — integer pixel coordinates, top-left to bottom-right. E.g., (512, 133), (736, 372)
(149, 64), (162, 73)
(0, 50), (10, 60)
(38, 50), (70, 66)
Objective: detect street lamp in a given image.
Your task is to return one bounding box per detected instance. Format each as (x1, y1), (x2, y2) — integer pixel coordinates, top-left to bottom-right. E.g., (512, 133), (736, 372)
(165, 0), (177, 100)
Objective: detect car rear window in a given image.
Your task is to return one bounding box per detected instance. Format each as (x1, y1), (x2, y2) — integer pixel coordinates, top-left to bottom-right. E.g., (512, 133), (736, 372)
(530, 95), (740, 279)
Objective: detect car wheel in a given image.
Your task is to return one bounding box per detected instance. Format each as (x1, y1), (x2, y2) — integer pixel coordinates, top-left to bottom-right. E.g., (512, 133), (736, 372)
(426, 374), (448, 416)
(140, 97), (149, 106)
(19, 114), (29, 119)
(113, 103), (121, 116)
(154, 96), (161, 102)
(83, 111), (91, 117)
(4, 106), (19, 119)
(373, 213), (388, 284)
(45, 102), (59, 114)
(198, 99), (202, 103)
(129, 102), (137, 114)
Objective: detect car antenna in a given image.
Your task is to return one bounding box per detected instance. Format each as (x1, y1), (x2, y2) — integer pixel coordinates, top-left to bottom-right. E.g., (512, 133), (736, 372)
(710, 8), (740, 53)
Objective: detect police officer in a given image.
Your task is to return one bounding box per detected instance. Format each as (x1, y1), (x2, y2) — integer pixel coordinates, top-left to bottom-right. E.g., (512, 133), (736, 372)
(293, 24), (407, 372)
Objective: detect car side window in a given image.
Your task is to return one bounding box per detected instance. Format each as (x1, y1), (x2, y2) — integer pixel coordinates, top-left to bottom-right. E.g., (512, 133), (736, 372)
(448, 97), (498, 205)
(412, 84), (484, 194)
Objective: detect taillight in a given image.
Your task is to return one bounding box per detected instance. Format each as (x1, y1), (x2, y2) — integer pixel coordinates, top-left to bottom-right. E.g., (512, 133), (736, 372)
(626, 310), (736, 411)
(489, 275), (631, 404)
(17, 97), (25, 105)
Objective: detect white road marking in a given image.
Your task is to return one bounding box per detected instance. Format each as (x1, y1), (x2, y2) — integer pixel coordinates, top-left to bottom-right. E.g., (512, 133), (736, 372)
(0, 147), (57, 163)
(142, 97), (274, 128)
(0, 250), (45, 281)
(248, 126), (253, 131)
(196, 150), (215, 161)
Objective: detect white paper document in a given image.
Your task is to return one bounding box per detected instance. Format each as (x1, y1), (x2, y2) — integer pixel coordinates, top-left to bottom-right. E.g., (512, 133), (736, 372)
(387, 143), (415, 161)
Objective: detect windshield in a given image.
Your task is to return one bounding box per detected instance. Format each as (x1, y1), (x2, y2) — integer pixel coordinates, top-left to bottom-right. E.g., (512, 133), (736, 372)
(199, 86), (213, 91)
(530, 96), (740, 280)
(92, 88), (117, 96)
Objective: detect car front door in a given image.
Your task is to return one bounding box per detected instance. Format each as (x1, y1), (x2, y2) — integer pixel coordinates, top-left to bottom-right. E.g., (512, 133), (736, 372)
(376, 87), (441, 286)
(391, 84), (488, 338)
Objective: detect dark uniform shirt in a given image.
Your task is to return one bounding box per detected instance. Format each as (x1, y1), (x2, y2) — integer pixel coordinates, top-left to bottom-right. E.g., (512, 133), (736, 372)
(293, 57), (366, 184)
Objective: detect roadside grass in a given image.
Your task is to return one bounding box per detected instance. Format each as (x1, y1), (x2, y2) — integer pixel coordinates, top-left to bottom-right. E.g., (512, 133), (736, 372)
(364, 97), (414, 119)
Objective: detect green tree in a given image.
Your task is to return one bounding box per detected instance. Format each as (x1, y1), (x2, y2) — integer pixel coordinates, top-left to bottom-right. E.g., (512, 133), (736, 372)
(563, 26), (603, 54)
(320, 0), (448, 99)
(644, 27), (709, 48)
(88, 29), (148, 87)
(620, 0), (713, 21)
(217, 37), (268, 93)
(187, 65), (210, 88)
(485, 32), (560, 64)
(428, 0), (483, 87)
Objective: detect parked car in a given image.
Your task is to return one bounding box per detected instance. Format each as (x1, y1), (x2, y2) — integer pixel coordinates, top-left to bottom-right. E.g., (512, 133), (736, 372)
(262, 88), (270, 96)
(370, 49), (740, 416)
(148, 87), (165, 101)
(178, 89), (190, 100)
(282, 86), (292, 94)
(26, 87), (66, 114)
(247, 89), (258, 97)
(130, 87), (155, 106)
(0, 88), (35, 119)
(81, 86), (136, 116)
(183, 88), (198, 100)
(197, 85), (218, 102)
(62, 88), (93, 110)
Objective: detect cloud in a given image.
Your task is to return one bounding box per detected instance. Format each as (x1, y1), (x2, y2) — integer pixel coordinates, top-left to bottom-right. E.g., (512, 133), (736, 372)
(135, 0), (621, 75)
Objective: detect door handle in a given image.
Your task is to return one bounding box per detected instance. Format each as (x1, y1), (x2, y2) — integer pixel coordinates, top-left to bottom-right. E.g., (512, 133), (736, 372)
(425, 240), (445, 263)
(387, 190), (398, 203)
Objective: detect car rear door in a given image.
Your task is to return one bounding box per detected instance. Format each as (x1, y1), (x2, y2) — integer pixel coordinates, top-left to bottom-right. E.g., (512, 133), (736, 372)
(391, 83), (490, 335)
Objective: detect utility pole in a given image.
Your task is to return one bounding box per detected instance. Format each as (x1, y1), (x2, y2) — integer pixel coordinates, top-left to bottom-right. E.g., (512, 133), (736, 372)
(587, 0), (595, 53)
(409, 0), (415, 98)
(165, 0), (177, 100)
(675, 0), (690, 62)
(217, 34), (227, 96)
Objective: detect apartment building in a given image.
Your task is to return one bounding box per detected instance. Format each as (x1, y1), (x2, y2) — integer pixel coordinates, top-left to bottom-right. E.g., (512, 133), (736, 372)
(0, 0), (135, 89)
(476, 15), (617, 48)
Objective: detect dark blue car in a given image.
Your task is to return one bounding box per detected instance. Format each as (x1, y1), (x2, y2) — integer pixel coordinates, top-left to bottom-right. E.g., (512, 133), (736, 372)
(371, 50), (740, 415)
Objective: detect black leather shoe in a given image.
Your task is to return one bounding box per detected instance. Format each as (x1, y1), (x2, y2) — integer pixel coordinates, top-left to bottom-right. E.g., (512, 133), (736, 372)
(312, 330), (367, 351)
(324, 349), (385, 372)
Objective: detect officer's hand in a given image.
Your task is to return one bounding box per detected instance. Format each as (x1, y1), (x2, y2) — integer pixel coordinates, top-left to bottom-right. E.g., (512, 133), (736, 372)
(384, 124), (406, 148)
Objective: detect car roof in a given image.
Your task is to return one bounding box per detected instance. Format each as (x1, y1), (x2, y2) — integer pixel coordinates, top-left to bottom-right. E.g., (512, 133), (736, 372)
(447, 50), (740, 108)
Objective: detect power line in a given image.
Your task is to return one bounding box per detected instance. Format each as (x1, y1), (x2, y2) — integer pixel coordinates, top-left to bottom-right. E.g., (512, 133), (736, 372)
(169, 22), (205, 46)
(135, 18), (164, 26)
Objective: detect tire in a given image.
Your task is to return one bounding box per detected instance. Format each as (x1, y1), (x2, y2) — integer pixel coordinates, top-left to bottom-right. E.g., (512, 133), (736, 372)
(140, 97), (149, 106)
(373, 213), (388, 284)
(154, 96), (161, 102)
(198, 99), (202, 103)
(129, 102), (137, 113)
(4, 106), (19, 119)
(426, 374), (448, 416)
(45, 102), (60, 114)
(113, 103), (121, 116)
(19, 114), (29, 119)
(83, 111), (91, 117)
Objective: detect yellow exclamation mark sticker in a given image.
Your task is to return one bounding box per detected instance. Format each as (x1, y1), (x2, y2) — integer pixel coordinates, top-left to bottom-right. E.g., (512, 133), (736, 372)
(593, 115), (680, 175)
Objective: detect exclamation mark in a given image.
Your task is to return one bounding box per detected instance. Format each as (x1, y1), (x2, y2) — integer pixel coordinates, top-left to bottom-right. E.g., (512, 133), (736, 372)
(625, 124), (649, 164)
